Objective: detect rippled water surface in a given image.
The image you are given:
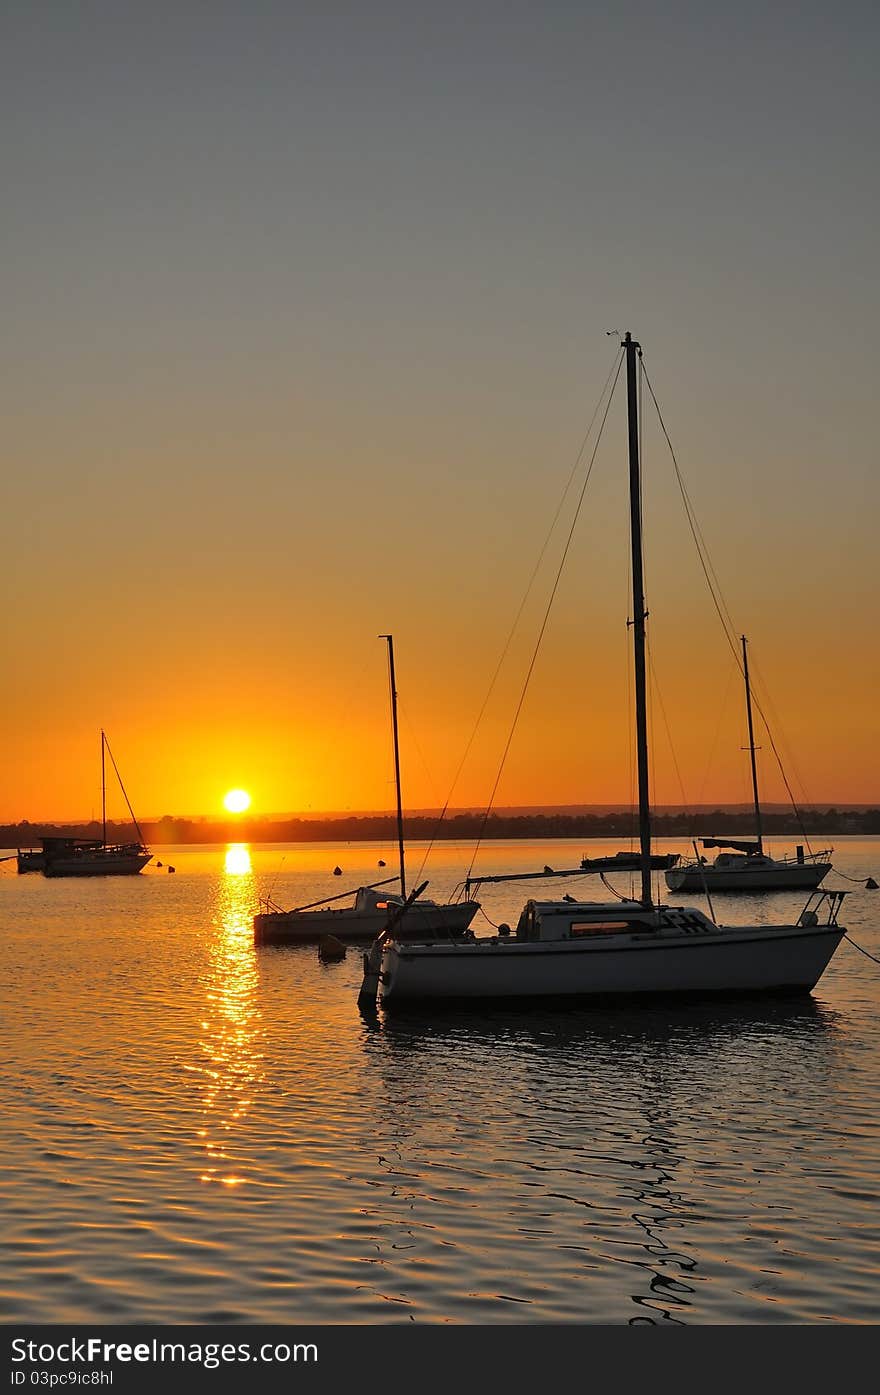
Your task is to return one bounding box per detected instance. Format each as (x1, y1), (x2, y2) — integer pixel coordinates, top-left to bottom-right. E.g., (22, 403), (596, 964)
(2, 837), (879, 1324)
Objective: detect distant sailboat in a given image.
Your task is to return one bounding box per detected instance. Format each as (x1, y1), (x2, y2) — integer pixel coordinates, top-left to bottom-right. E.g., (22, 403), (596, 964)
(665, 636), (832, 893)
(254, 635), (479, 944)
(40, 731), (152, 878)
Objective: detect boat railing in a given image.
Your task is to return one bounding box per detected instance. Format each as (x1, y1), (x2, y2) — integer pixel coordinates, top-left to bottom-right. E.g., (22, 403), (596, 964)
(772, 847), (833, 866)
(258, 894), (287, 915)
(797, 889), (848, 927)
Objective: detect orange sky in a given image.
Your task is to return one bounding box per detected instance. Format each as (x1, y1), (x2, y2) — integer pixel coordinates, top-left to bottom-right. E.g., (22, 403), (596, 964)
(4, 365), (877, 824)
(2, 8), (878, 823)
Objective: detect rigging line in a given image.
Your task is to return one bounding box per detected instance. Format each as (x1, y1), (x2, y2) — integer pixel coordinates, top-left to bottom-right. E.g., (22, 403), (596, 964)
(647, 641), (693, 833)
(413, 345), (625, 882)
(267, 856), (286, 898)
(747, 652), (817, 824)
(640, 362), (813, 851)
(101, 734), (146, 847)
(640, 364), (741, 665)
(465, 355), (625, 883)
(695, 660), (738, 810)
(744, 656), (815, 856)
(753, 708), (811, 847)
(647, 632), (659, 903)
(392, 697), (447, 886)
(397, 699), (441, 812)
(643, 371), (739, 647)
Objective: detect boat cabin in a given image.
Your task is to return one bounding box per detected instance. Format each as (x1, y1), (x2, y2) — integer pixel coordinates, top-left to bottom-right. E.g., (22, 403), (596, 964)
(712, 852), (774, 869)
(514, 899), (717, 942)
(41, 837), (103, 854)
(354, 886), (407, 913)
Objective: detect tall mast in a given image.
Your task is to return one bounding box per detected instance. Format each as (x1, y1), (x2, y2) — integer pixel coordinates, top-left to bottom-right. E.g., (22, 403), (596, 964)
(741, 635), (764, 854)
(624, 333), (652, 907)
(380, 634), (407, 898)
(101, 729), (107, 847)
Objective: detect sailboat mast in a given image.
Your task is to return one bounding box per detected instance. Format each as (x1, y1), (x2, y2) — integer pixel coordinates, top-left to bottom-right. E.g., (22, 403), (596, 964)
(741, 635), (764, 854)
(380, 634), (407, 899)
(624, 333), (653, 907)
(101, 729), (107, 848)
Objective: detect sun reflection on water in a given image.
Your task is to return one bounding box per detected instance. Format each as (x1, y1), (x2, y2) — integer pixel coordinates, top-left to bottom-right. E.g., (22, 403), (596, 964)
(224, 844), (252, 877)
(196, 844), (265, 1187)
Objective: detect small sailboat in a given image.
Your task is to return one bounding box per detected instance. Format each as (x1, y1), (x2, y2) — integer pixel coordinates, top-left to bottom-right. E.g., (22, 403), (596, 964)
(364, 333), (847, 1007)
(664, 636), (831, 893)
(254, 635), (479, 945)
(40, 731), (152, 878)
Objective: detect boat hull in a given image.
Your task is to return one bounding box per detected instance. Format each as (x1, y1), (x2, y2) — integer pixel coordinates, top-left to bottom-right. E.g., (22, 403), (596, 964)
(254, 900), (480, 945)
(665, 863), (831, 892)
(43, 851), (152, 877)
(379, 923), (845, 1004)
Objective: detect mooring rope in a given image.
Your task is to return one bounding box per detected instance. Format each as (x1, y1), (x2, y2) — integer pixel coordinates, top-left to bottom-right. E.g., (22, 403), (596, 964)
(835, 870), (879, 888)
(844, 934), (880, 965)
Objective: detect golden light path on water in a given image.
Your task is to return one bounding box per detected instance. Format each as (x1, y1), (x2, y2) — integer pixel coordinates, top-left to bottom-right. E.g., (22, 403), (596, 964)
(195, 844), (264, 1188)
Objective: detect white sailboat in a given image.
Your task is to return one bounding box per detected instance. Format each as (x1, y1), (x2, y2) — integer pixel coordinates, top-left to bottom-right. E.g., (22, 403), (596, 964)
(362, 333), (847, 1007)
(254, 635), (479, 945)
(664, 635), (831, 893)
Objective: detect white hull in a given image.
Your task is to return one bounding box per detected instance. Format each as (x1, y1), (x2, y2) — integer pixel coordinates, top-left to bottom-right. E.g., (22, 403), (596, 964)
(255, 899), (479, 945)
(379, 922), (844, 1003)
(666, 862), (830, 892)
(44, 851), (152, 877)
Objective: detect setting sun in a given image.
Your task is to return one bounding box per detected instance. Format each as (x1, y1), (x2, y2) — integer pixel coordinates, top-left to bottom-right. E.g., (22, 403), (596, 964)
(223, 789), (252, 814)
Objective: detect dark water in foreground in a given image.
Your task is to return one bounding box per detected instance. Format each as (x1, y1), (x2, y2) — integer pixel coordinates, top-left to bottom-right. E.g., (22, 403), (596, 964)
(2, 837), (878, 1324)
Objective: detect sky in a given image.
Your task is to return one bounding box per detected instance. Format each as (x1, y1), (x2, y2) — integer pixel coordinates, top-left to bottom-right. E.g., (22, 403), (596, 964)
(2, 0), (878, 823)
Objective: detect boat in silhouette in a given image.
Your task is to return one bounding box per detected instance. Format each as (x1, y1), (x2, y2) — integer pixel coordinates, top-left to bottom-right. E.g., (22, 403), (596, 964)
(254, 635), (479, 944)
(360, 333), (847, 1007)
(665, 635), (831, 893)
(39, 732), (151, 877)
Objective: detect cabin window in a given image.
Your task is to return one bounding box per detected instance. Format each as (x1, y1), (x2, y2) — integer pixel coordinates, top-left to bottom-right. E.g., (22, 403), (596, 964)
(570, 920), (644, 936)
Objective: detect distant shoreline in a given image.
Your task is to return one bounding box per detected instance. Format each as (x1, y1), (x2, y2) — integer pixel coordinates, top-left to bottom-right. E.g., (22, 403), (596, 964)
(4, 807), (878, 846)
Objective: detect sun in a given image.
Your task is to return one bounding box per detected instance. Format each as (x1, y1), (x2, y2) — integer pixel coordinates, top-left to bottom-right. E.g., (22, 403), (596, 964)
(223, 789), (251, 814)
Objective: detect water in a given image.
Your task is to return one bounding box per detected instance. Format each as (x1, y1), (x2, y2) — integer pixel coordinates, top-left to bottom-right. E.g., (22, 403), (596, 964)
(2, 836), (878, 1325)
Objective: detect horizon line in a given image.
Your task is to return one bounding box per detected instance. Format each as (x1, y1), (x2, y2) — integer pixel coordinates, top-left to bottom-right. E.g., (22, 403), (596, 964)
(4, 800), (879, 827)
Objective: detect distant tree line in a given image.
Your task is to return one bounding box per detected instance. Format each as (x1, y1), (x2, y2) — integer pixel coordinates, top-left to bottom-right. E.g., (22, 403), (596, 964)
(4, 807), (880, 847)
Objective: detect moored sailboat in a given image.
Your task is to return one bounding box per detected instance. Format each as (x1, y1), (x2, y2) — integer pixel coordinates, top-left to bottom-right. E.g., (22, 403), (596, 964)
(254, 635), (479, 945)
(364, 334), (847, 1007)
(40, 732), (152, 877)
(664, 635), (831, 893)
